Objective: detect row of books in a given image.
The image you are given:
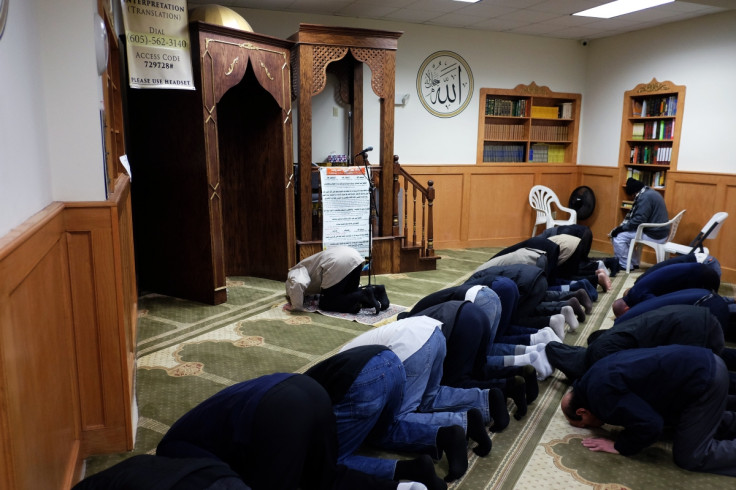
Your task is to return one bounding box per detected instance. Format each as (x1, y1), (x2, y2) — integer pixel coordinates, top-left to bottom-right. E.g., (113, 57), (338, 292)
(482, 124), (570, 142)
(631, 120), (674, 140)
(530, 144), (566, 163)
(485, 98), (528, 117)
(484, 98), (574, 119)
(530, 125), (569, 141)
(482, 143), (526, 162)
(632, 95), (678, 117)
(626, 168), (667, 188)
(629, 143), (672, 164)
(483, 123), (526, 140)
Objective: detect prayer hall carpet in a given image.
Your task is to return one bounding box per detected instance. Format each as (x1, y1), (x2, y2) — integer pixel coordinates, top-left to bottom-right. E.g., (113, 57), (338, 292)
(82, 248), (735, 489)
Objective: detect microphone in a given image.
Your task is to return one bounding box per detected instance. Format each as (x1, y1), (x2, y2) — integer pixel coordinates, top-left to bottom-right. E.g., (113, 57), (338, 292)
(354, 146), (373, 159)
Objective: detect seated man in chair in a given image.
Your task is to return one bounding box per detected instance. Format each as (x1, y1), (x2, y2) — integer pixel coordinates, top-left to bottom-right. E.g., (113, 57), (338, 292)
(609, 178), (669, 270)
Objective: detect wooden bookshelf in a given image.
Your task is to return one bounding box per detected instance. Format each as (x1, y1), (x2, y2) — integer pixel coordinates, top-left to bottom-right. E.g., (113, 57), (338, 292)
(617, 78), (685, 209)
(476, 82), (581, 164)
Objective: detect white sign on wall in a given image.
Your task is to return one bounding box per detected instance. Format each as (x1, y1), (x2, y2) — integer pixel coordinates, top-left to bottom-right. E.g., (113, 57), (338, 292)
(120, 0), (195, 90)
(320, 167), (371, 257)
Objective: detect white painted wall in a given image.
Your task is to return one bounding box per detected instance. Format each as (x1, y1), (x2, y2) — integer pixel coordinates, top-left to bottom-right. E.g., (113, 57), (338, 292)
(235, 9), (587, 165)
(1, 5), (734, 239)
(580, 11), (736, 171)
(0, 0), (52, 236)
(0, 0), (106, 237)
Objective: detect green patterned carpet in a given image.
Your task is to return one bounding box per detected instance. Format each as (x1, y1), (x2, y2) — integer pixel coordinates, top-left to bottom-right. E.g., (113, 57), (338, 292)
(83, 248), (735, 489)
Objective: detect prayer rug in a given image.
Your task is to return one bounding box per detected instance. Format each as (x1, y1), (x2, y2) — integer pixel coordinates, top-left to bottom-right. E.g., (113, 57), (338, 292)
(285, 297), (408, 325)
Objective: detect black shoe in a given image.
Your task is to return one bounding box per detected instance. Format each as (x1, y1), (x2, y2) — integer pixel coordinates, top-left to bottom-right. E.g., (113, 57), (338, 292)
(372, 284), (390, 311)
(360, 287), (381, 315)
(603, 257), (621, 277)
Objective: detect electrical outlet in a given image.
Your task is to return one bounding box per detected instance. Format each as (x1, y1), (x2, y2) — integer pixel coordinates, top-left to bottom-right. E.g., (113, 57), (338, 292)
(333, 107), (338, 117)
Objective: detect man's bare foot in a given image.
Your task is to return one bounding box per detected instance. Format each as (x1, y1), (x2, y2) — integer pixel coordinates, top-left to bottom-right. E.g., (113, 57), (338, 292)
(597, 269), (612, 292)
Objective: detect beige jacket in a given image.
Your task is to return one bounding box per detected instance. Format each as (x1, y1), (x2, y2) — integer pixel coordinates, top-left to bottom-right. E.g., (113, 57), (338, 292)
(285, 245), (364, 310)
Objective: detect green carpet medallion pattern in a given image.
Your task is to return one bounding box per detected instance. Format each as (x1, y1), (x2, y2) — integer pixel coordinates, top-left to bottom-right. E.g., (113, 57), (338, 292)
(84, 249), (735, 489)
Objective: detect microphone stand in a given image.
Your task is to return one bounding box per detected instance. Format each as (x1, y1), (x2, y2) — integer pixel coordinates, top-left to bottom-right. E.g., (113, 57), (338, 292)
(355, 150), (376, 286)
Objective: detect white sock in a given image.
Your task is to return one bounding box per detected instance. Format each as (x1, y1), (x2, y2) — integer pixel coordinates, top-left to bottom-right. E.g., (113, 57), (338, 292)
(398, 483), (429, 490)
(503, 352), (536, 367)
(597, 259), (611, 276)
(524, 343), (546, 353)
(530, 326), (562, 345)
(531, 347), (554, 381)
(548, 314), (567, 340)
(561, 305), (579, 331)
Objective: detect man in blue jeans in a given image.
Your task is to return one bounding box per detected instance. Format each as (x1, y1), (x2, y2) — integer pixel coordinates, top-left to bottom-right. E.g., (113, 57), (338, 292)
(339, 316), (502, 481)
(156, 372), (420, 490)
(561, 345), (736, 477)
(307, 345), (455, 489)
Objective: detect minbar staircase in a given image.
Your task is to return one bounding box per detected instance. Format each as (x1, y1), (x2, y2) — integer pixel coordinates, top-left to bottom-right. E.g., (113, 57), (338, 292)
(393, 156), (440, 272)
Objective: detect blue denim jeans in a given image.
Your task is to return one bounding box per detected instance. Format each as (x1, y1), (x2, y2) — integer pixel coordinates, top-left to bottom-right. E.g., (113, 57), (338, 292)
(471, 286), (501, 348)
(374, 329), (489, 457)
(334, 350), (404, 479)
(612, 230), (666, 268)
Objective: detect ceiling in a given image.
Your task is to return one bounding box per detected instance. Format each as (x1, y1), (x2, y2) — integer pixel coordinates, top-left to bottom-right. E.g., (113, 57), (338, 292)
(188, 0), (733, 40)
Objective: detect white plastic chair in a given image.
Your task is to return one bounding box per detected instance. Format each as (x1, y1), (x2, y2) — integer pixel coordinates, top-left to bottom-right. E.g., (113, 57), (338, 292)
(663, 211), (728, 259)
(625, 209), (686, 273)
(528, 185), (577, 236)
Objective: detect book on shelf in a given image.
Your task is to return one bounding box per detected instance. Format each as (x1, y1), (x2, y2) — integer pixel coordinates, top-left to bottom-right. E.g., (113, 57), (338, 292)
(631, 122), (645, 140)
(625, 167), (667, 189)
(483, 143), (525, 162)
(486, 98), (527, 117)
(559, 102), (573, 119)
(531, 106), (560, 119)
(636, 95), (678, 117)
(629, 142), (672, 164)
(632, 100), (643, 117)
(547, 144), (566, 163)
(530, 125), (569, 141)
(485, 122), (525, 140)
(530, 143), (548, 162)
(621, 200), (634, 210)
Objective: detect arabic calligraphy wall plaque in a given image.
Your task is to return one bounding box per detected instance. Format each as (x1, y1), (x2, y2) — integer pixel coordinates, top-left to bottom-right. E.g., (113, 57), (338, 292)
(416, 50), (473, 118)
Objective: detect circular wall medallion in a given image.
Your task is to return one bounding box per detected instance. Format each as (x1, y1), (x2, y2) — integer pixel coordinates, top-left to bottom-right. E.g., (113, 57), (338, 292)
(0, 0), (8, 41)
(416, 50), (473, 118)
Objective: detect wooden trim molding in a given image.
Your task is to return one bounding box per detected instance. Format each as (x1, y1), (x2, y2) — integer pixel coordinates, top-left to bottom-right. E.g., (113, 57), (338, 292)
(0, 175), (137, 489)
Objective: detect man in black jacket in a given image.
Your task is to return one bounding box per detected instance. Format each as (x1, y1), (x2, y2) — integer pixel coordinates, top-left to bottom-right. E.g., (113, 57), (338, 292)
(561, 345), (736, 477)
(609, 177), (669, 270)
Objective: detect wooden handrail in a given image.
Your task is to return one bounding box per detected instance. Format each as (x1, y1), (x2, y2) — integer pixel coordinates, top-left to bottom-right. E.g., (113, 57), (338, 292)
(393, 155), (435, 258)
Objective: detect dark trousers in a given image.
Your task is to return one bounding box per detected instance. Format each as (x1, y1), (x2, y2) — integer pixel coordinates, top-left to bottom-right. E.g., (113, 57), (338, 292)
(673, 356), (736, 476)
(319, 264), (365, 313)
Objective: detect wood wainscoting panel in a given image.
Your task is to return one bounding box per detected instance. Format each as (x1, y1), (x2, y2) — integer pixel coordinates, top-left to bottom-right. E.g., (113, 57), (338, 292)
(0, 175), (138, 489)
(666, 179), (719, 246)
(423, 173), (464, 245)
(402, 164), (579, 248)
(64, 175), (137, 455)
(666, 171), (735, 282)
(468, 171), (536, 243)
(578, 165), (620, 254)
(0, 205), (81, 490)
